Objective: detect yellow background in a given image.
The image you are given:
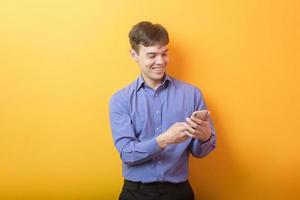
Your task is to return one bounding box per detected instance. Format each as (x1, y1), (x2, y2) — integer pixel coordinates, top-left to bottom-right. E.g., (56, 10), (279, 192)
(1, 0), (299, 199)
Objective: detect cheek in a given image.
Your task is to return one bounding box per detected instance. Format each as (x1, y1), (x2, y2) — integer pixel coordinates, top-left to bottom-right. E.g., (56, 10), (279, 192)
(143, 60), (155, 68)
(164, 58), (169, 64)
(164, 56), (169, 63)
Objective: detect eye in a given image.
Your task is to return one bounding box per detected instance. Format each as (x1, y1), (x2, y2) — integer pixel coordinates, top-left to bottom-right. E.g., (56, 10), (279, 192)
(148, 54), (156, 58)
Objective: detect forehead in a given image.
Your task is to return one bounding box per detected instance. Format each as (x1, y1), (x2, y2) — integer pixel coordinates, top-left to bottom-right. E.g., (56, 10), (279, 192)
(138, 44), (168, 54)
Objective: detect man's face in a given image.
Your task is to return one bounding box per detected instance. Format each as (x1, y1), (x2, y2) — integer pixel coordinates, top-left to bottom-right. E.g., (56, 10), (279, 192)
(132, 44), (169, 85)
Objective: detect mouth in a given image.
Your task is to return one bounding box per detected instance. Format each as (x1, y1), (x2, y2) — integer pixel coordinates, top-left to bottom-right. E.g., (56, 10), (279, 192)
(152, 67), (165, 73)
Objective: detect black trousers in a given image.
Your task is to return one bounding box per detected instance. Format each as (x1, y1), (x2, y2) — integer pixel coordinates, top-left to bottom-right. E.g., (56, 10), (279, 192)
(119, 180), (195, 200)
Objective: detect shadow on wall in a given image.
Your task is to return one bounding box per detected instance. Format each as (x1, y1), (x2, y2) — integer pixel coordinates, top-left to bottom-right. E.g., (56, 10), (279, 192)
(168, 42), (245, 200)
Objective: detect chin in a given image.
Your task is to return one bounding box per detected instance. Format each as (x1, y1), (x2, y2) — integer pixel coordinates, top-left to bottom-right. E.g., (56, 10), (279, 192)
(153, 74), (165, 81)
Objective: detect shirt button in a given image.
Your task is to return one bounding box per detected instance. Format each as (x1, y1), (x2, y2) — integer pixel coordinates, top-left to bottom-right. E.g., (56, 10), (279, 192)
(155, 94), (158, 97)
(156, 128), (159, 131)
(156, 110), (159, 114)
(158, 161), (162, 164)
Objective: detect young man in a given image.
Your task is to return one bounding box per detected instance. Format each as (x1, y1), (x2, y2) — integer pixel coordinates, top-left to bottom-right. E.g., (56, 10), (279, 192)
(109, 21), (216, 200)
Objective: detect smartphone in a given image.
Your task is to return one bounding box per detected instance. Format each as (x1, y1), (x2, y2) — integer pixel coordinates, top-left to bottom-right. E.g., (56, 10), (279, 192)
(191, 110), (209, 120)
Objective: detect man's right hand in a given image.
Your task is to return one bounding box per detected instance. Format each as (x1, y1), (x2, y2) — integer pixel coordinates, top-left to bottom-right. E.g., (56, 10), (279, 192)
(156, 122), (188, 149)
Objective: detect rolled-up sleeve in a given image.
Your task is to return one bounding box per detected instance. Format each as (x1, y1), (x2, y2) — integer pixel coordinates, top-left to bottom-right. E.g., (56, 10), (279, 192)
(109, 91), (162, 166)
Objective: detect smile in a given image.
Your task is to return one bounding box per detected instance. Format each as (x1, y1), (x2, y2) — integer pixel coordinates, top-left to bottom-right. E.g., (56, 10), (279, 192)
(152, 67), (165, 71)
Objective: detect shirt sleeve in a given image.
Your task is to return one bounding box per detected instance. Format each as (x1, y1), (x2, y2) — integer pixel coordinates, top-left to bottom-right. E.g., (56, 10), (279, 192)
(189, 88), (216, 158)
(109, 91), (162, 166)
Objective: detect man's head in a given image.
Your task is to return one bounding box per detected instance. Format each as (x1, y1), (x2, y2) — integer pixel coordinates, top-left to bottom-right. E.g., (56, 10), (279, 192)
(129, 21), (169, 88)
(129, 21), (169, 54)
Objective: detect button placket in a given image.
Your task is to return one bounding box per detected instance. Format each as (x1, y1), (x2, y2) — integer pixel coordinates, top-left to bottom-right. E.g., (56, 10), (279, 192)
(153, 92), (162, 134)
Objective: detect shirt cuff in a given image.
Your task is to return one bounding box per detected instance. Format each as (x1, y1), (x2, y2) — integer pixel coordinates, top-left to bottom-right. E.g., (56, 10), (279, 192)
(142, 137), (162, 155)
(193, 133), (213, 148)
(200, 132), (213, 144)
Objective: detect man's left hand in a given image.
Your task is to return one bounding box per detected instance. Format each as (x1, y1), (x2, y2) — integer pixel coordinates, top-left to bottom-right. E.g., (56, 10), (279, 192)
(184, 113), (212, 142)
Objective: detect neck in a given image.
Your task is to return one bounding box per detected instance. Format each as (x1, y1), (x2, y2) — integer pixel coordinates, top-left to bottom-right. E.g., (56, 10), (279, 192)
(141, 75), (164, 90)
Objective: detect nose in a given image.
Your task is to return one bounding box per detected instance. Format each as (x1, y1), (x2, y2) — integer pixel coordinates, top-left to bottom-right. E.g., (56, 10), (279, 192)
(155, 56), (164, 65)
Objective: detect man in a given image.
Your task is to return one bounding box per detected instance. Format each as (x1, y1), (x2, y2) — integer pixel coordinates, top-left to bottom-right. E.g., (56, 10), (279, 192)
(109, 21), (216, 200)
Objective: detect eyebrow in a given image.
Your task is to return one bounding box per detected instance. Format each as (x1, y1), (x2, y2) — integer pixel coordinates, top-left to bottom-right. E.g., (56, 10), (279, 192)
(146, 49), (169, 55)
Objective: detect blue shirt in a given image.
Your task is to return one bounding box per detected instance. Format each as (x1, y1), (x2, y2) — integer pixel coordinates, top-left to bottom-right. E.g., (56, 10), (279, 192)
(109, 75), (216, 183)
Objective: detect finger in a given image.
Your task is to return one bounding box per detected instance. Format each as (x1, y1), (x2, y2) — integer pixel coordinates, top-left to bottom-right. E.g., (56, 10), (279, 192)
(184, 123), (196, 134)
(184, 130), (197, 138)
(178, 122), (189, 131)
(190, 116), (203, 125)
(193, 118), (210, 129)
(199, 120), (210, 129)
(185, 118), (199, 129)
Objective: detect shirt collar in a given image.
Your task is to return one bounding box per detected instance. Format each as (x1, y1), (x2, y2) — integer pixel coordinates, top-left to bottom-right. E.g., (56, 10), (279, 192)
(136, 74), (174, 91)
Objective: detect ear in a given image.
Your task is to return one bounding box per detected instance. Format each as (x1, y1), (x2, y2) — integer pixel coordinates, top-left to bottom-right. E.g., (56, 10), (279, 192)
(130, 49), (138, 61)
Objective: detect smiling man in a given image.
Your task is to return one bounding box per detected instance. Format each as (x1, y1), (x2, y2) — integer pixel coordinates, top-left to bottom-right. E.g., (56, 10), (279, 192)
(109, 21), (216, 200)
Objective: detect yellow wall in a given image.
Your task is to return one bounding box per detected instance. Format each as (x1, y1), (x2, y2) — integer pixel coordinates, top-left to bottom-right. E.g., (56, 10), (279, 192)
(0, 0), (299, 199)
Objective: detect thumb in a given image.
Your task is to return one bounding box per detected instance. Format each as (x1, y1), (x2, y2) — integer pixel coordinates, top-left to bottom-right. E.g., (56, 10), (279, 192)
(206, 111), (211, 120)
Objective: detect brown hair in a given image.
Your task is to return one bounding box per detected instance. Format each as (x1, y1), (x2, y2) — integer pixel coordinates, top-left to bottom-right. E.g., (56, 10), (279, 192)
(129, 21), (169, 54)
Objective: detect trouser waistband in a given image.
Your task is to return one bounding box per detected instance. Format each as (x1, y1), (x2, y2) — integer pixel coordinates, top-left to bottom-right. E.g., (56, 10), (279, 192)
(124, 179), (189, 191)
